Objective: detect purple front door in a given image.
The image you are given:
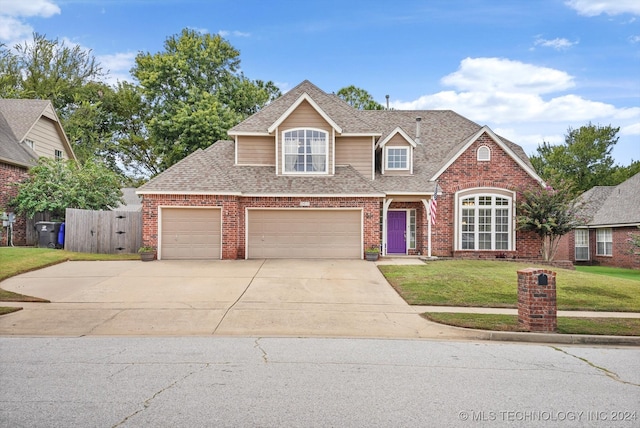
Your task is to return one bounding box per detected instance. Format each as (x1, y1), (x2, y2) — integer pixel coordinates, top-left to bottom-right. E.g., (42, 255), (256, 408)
(387, 211), (406, 254)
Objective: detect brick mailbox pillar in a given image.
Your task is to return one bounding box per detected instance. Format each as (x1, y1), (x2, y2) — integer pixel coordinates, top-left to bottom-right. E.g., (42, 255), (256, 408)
(517, 268), (557, 332)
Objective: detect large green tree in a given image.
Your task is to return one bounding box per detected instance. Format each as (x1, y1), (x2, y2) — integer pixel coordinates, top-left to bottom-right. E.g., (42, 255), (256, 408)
(0, 33), (103, 110)
(336, 85), (384, 110)
(10, 158), (123, 219)
(516, 182), (585, 261)
(530, 123), (637, 195)
(131, 28), (281, 171)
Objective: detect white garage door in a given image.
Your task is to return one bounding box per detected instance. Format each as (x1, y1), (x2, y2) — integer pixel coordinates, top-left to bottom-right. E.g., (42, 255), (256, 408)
(161, 208), (221, 260)
(247, 209), (362, 259)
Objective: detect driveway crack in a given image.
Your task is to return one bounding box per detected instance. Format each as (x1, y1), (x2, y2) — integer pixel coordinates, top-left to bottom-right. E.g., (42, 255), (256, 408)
(551, 346), (640, 387)
(212, 259), (266, 335)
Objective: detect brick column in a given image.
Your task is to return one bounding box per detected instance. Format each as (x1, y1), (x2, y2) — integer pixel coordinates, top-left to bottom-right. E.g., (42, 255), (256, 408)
(517, 268), (557, 332)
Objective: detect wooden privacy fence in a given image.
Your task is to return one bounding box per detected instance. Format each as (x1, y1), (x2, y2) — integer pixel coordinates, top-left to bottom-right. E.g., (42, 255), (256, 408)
(64, 208), (142, 254)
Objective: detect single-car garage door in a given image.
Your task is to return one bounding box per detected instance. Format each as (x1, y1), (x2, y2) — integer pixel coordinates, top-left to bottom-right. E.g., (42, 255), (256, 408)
(247, 209), (361, 259)
(161, 208), (221, 260)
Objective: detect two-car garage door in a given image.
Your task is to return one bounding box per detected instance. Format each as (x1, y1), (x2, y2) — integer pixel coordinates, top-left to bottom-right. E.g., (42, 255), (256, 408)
(247, 209), (362, 259)
(159, 208), (362, 259)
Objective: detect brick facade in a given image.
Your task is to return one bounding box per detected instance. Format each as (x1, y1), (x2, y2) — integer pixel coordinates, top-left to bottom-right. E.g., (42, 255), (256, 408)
(142, 194), (381, 259)
(432, 133), (542, 259)
(559, 227), (640, 269)
(0, 162), (29, 246)
(517, 268), (557, 332)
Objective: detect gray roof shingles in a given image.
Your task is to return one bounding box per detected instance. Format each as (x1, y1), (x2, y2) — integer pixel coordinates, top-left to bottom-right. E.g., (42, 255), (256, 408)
(140, 80), (536, 196)
(577, 173), (640, 226)
(0, 99), (51, 167)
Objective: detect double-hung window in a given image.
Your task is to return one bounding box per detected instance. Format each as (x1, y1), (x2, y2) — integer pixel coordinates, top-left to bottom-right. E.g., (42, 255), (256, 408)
(459, 193), (512, 251)
(283, 129), (327, 173)
(596, 228), (612, 256)
(575, 229), (589, 260)
(386, 147), (409, 170)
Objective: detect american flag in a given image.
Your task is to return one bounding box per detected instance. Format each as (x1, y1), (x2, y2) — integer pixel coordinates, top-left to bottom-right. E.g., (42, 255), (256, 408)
(429, 182), (439, 225)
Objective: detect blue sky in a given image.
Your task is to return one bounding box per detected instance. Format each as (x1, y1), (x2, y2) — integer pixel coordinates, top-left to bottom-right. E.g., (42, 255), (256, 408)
(2, 0), (639, 165)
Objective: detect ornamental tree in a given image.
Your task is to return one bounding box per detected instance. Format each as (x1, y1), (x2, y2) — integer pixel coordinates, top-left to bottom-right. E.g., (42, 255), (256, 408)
(516, 182), (585, 261)
(10, 158), (123, 219)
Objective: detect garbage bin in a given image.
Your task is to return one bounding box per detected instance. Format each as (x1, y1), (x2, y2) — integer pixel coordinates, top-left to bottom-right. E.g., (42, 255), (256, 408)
(35, 221), (62, 248)
(57, 222), (65, 249)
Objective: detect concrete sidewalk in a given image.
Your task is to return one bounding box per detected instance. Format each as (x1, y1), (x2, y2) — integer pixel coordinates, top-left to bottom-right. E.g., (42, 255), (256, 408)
(0, 258), (638, 345)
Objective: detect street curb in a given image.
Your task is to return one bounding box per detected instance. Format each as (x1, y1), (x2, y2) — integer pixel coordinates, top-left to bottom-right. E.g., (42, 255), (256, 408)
(454, 327), (640, 346)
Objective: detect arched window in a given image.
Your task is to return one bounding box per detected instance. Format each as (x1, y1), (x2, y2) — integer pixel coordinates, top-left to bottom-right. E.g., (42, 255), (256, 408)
(457, 190), (513, 251)
(283, 129), (328, 173)
(477, 145), (491, 161)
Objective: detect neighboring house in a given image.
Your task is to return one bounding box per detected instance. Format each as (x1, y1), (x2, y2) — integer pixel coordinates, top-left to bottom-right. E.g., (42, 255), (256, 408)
(556, 173), (640, 269)
(137, 80), (544, 260)
(0, 99), (76, 246)
(114, 187), (142, 212)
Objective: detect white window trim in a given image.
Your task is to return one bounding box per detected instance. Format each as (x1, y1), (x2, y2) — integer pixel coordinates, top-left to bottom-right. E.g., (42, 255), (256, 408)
(24, 139), (35, 150)
(54, 149), (63, 160)
(596, 228), (613, 256)
(384, 146), (412, 172)
(455, 188), (515, 251)
(575, 229), (590, 261)
(281, 128), (329, 175)
(477, 145), (491, 161)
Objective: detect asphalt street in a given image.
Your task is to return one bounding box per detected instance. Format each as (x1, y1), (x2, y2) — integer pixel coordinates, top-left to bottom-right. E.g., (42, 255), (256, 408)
(1, 337), (638, 427)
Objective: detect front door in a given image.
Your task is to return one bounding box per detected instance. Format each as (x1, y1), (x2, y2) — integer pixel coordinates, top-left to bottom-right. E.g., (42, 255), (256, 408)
(387, 211), (406, 254)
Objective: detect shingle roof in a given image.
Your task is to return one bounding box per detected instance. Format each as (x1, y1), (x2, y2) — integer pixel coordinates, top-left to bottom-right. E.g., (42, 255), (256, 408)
(139, 140), (385, 196)
(0, 99), (51, 167)
(143, 80), (537, 196)
(577, 173), (640, 226)
(229, 80), (377, 135)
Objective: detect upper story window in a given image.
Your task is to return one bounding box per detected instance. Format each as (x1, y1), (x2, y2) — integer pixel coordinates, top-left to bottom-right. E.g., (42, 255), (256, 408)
(386, 147), (409, 170)
(477, 145), (491, 161)
(24, 139), (35, 150)
(283, 129), (327, 174)
(54, 149), (63, 160)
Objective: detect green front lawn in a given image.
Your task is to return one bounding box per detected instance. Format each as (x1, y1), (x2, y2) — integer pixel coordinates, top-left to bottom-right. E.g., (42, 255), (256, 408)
(0, 247), (139, 302)
(379, 260), (640, 312)
(575, 265), (640, 282)
(423, 313), (640, 336)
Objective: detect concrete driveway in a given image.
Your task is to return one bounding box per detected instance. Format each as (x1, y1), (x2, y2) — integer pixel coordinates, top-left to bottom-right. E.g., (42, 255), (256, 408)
(0, 259), (474, 339)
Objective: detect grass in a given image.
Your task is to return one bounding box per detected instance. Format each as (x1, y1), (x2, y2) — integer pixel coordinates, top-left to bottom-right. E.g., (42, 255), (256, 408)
(379, 260), (640, 312)
(423, 313), (640, 336)
(575, 265), (640, 282)
(0, 307), (22, 316)
(0, 247), (139, 302)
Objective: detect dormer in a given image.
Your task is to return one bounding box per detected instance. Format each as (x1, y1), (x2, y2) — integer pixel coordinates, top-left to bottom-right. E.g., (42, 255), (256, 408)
(270, 93), (341, 176)
(377, 127), (417, 175)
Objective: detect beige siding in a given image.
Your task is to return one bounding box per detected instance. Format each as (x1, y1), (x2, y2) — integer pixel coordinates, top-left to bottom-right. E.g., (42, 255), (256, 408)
(383, 134), (413, 176)
(335, 136), (373, 177)
(277, 100), (334, 175)
(237, 135), (275, 165)
(25, 117), (69, 160)
(247, 209), (362, 259)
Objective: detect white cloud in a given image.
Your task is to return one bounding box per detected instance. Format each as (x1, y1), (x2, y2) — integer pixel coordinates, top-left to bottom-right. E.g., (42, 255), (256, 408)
(565, 0), (640, 16)
(390, 57), (640, 162)
(0, 0), (60, 43)
(440, 57), (575, 94)
(1, 0), (60, 17)
(218, 30), (251, 38)
(629, 35), (640, 43)
(97, 52), (136, 85)
(533, 36), (578, 50)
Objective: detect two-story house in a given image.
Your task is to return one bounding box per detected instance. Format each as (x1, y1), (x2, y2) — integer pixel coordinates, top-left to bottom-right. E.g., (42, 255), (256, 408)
(0, 99), (76, 246)
(137, 80), (544, 260)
